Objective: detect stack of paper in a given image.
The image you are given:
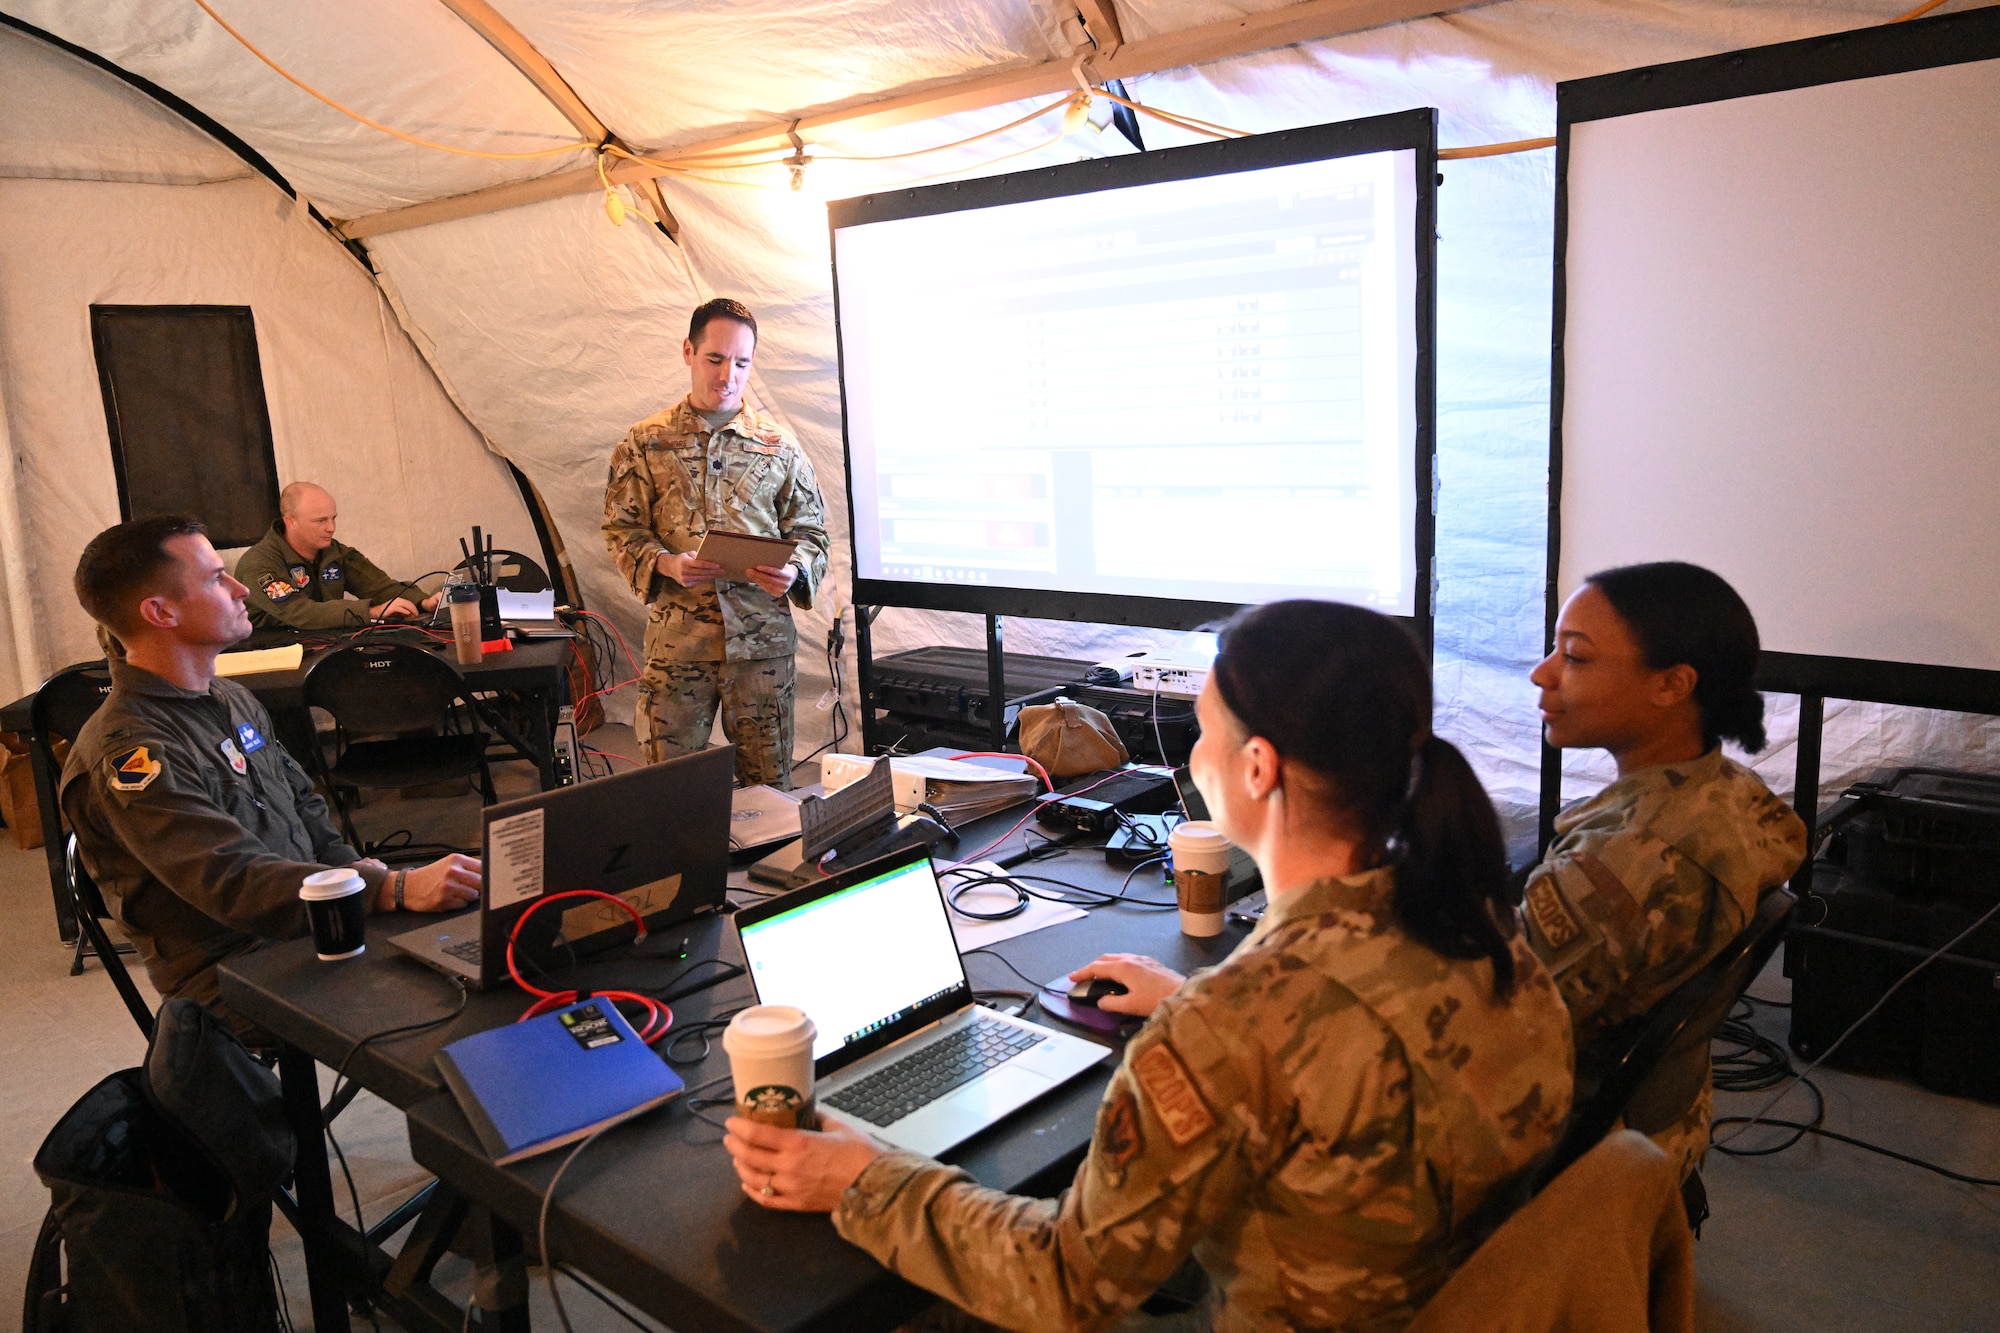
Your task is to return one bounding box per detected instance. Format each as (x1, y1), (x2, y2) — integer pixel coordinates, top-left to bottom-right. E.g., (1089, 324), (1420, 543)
(890, 755), (1038, 822)
(214, 643), (305, 677)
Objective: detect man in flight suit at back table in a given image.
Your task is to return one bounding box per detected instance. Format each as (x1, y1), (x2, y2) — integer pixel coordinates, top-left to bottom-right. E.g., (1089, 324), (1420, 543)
(236, 481), (438, 630)
(61, 515), (480, 1034)
(602, 298), (829, 788)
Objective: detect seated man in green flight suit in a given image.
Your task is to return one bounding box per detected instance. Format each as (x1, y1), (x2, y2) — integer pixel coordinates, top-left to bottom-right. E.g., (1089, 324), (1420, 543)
(235, 482), (439, 630)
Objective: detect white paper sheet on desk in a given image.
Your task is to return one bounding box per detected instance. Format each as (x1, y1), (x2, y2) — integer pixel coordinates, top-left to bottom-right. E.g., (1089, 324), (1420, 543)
(942, 861), (1085, 952)
(496, 589), (556, 620)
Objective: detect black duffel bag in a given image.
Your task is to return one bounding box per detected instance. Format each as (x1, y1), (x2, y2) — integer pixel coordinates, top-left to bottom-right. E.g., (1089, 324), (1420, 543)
(25, 999), (295, 1332)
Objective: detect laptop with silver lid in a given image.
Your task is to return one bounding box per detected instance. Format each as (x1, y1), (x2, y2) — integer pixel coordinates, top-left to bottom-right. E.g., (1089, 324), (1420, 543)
(733, 842), (1108, 1156)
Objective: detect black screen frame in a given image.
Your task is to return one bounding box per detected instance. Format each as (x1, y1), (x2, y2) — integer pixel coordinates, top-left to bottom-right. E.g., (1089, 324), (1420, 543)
(1541, 7), (2000, 845)
(828, 107), (1439, 643)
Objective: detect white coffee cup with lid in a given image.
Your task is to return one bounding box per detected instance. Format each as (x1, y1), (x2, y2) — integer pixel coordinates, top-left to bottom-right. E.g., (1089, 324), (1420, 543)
(1168, 821), (1233, 937)
(722, 1005), (818, 1129)
(300, 868), (368, 960)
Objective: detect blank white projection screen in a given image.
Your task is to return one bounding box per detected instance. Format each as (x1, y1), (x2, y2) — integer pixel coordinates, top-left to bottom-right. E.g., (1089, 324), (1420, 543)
(1560, 57), (2000, 671)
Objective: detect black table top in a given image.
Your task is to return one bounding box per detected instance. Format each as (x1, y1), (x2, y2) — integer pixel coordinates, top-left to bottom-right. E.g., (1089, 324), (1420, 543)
(1, 635), (568, 731)
(220, 807), (1249, 1333)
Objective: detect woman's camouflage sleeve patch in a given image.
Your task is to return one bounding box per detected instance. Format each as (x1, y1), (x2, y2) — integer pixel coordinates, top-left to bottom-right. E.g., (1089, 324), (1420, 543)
(1131, 1043), (1215, 1146)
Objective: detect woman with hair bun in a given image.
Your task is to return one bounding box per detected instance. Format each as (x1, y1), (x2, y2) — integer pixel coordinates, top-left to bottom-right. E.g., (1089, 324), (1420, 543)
(1524, 561), (1806, 1184)
(723, 600), (1572, 1332)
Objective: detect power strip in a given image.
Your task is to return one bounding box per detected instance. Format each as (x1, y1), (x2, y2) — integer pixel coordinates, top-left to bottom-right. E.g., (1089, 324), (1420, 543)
(553, 706), (580, 785)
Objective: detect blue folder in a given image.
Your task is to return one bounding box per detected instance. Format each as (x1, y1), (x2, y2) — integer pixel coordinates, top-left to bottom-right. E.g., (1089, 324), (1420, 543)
(436, 1000), (683, 1164)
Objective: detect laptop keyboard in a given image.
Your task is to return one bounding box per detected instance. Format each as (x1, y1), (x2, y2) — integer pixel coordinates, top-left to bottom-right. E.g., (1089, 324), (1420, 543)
(443, 938), (484, 963)
(826, 1013), (1045, 1127)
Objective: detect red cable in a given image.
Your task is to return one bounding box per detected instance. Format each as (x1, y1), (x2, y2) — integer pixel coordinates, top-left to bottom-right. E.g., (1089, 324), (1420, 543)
(505, 889), (673, 1043)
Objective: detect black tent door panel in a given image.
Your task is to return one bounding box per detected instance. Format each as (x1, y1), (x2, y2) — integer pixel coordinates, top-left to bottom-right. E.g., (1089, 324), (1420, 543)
(90, 304), (281, 549)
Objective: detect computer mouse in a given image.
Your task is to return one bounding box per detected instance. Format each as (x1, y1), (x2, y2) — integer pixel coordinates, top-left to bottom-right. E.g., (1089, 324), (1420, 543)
(1067, 977), (1129, 1007)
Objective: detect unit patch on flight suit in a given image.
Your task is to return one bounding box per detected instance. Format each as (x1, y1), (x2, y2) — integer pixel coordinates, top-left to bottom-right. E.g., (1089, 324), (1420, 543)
(106, 745), (162, 793)
(219, 737), (247, 775)
(265, 579), (296, 602)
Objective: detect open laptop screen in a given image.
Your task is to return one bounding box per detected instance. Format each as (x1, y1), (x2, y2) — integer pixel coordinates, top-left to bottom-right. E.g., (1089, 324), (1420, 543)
(737, 853), (967, 1065)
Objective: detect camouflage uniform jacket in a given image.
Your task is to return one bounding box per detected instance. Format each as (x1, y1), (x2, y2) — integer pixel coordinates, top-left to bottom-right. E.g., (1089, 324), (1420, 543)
(58, 661), (382, 1017)
(236, 520), (427, 631)
(833, 868), (1575, 1333)
(1521, 747), (1806, 1059)
(601, 397), (829, 664)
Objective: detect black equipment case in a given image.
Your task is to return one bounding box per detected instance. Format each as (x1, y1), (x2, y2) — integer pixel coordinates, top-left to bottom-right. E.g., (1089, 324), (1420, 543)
(1786, 767), (2000, 1103)
(868, 648), (1094, 752)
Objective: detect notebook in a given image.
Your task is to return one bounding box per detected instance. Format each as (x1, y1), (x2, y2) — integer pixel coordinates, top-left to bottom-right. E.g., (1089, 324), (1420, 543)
(388, 746), (734, 989)
(436, 999), (683, 1163)
(733, 843), (1107, 1156)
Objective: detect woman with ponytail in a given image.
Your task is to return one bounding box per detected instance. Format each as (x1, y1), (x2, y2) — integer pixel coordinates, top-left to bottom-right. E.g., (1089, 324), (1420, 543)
(723, 601), (1573, 1332)
(1524, 562), (1806, 1183)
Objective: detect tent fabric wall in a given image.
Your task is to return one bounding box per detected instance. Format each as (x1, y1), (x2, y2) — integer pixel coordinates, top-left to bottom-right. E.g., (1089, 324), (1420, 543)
(2, 0), (1995, 832)
(0, 26), (535, 702)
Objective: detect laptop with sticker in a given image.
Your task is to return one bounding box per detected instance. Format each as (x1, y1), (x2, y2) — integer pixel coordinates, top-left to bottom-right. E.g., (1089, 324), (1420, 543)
(388, 746), (734, 989)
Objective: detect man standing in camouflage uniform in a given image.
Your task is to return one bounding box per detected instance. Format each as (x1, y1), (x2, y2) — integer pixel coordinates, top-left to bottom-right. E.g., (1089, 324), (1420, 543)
(602, 299), (828, 788)
(235, 482), (438, 630)
(1523, 573), (1806, 1180)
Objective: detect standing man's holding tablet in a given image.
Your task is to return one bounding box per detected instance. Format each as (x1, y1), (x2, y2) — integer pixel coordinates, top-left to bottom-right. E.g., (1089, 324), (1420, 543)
(601, 299), (829, 788)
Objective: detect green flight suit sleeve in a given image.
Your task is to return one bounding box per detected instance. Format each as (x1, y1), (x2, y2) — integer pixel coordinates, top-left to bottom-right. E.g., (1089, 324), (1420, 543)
(60, 732), (382, 944)
(334, 546), (426, 612)
(602, 433), (667, 603)
(235, 545), (368, 631)
(775, 446), (829, 611)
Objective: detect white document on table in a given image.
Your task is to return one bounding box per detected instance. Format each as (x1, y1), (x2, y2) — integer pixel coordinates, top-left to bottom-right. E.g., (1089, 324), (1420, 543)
(941, 861), (1086, 952)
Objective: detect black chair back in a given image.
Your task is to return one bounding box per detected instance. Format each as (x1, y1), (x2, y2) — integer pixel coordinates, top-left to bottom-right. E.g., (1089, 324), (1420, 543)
(31, 663), (114, 745)
(303, 643), (468, 737)
(65, 837), (156, 1041)
(1537, 887), (1796, 1187)
(450, 548), (550, 594)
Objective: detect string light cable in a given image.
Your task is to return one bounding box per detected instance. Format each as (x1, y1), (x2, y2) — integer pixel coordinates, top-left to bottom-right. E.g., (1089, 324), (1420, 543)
(191, 0), (592, 160)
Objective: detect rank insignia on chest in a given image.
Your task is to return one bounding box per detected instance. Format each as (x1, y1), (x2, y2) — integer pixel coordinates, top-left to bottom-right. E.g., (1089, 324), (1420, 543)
(106, 745), (162, 793)
(322, 565), (342, 581)
(236, 722), (266, 755)
(289, 566), (309, 586)
(265, 579), (296, 602)
(219, 737), (248, 775)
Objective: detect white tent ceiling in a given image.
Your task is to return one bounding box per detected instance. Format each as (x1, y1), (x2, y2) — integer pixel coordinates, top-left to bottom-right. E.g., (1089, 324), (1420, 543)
(3, 0), (1993, 837)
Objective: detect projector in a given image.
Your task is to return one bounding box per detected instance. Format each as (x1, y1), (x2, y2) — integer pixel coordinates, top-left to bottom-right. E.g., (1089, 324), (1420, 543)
(1099, 637), (1218, 700)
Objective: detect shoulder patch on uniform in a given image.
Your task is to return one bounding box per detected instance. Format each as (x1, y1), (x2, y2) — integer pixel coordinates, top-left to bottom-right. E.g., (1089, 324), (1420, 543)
(264, 579), (296, 602)
(1099, 1090), (1143, 1183)
(1525, 875), (1583, 952)
(1131, 1042), (1214, 1147)
(106, 745), (162, 793)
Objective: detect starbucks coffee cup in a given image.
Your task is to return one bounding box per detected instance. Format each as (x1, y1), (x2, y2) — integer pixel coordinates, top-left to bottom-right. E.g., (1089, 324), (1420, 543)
(1169, 821), (1233, 938)
(722, 1006), (818, 1129)
(300, 869), (368, 961)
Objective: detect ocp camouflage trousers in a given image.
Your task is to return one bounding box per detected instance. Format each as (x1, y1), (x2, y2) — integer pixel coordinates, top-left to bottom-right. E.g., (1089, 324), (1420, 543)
(633, 655), (796, 789)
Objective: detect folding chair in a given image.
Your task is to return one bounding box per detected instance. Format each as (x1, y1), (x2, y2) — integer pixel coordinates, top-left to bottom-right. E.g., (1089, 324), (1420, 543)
(29, 662), (116, 956)
(301, 643), (495, 854)
(1537, 888), (1798, 1198)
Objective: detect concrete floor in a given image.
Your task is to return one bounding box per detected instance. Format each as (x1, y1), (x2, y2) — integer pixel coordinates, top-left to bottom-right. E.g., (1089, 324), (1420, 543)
(3, 726), (1997, 1330)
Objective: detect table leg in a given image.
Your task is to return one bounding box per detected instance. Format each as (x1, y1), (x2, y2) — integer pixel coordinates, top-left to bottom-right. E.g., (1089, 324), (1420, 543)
(464, 1203), (532, 1332)
(279, 1043), (353, 1333)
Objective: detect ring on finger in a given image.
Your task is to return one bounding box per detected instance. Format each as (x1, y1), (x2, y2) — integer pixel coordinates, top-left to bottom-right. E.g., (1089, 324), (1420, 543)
(759, 1172), (776, 1198)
